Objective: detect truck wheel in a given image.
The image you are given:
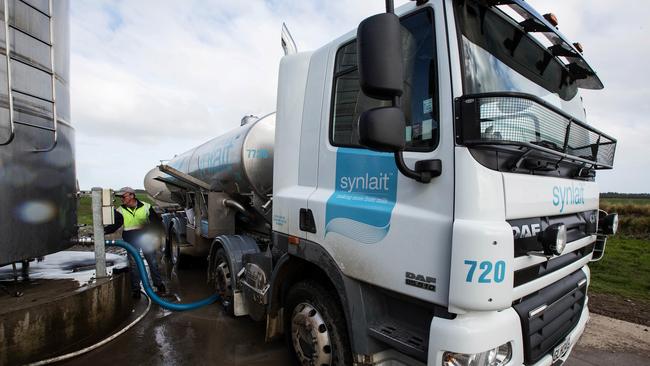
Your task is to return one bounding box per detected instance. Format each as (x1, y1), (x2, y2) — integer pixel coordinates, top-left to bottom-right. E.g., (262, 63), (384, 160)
(284, 281), (352, 366)
(214, 248), (234, 315)
(166, 229), (185, 269)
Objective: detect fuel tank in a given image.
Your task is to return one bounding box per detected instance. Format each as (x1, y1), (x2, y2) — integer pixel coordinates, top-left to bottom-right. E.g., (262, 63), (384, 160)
(146, 113), (275, 203)
(0, 0), (74, 266)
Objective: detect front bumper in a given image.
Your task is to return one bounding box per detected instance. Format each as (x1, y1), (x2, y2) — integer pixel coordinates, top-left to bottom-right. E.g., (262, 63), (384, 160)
(428, 270), (590, 366)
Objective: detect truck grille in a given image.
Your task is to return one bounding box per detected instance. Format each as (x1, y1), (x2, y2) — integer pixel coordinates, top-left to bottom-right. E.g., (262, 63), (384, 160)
(514, 243), (594, 286)
(513, 270), (587, 364)
(509, 210), (597, 258)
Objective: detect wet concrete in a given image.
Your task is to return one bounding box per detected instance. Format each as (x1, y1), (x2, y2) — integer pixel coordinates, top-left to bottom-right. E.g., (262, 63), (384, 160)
(60, 258), (291, 366)
(0, 252), (132, 366)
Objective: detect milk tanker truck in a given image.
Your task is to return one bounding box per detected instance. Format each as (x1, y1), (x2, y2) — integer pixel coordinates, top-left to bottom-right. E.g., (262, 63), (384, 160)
(145, 1), (619, 365)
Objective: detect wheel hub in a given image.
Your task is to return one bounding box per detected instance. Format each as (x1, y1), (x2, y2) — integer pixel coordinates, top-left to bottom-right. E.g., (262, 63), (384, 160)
(169, 236), (179, 265)
(291, 302), (332, 366)
(215, 261), (231, 295)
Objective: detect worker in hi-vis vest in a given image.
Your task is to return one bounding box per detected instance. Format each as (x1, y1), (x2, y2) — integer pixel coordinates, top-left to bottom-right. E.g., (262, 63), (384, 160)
(105, 186), (166, 299)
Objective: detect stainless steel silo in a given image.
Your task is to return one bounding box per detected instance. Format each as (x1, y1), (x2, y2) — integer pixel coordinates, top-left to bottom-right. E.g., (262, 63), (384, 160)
(0, 0), (75, 266)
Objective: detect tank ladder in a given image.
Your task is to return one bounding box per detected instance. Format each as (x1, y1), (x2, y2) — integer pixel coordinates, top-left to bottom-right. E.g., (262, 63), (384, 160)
(0, 0), (57, 152)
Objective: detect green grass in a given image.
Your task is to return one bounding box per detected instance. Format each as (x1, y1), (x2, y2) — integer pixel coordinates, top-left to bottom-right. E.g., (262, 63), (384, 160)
(589, 236), (650, 301)
(77, 193), (153, 226)
(602, 197), (650, 206)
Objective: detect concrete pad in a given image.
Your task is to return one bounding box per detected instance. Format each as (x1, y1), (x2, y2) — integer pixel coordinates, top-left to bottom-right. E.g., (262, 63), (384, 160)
(0, 252), (132, 366)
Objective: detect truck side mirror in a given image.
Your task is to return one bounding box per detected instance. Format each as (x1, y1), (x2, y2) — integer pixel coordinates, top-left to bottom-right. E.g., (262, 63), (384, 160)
(357, 12), (407, 153)
(357, 13), (404, 100)
(356, 9), (441, 184)
(358, 107), (405, 152)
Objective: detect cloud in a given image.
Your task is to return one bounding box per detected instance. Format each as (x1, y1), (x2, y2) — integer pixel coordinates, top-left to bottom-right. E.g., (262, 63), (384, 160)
(72, 0), (409, 189)
(527, 0), (650, 192)
(72, 1), (647, 192)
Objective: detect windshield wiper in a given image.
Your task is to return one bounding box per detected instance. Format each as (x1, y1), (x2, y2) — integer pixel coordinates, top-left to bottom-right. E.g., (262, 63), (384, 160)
(530, 139), (561, 151)
(510, 141), (563, 172)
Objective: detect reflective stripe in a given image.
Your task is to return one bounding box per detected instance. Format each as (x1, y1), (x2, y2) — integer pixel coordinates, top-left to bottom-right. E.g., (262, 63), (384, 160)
(118, 202), (151, 231)
(123, 226), (144, 231)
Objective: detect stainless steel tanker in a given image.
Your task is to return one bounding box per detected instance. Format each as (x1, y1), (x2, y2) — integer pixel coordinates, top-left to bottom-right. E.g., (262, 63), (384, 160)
(145, 113), (275, 212)
(0, 0), (74, 266)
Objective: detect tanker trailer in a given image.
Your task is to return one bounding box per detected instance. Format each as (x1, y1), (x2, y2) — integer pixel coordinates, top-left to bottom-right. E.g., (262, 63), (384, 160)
(0, 0), (75, 267)
(144, 113), (274, 266)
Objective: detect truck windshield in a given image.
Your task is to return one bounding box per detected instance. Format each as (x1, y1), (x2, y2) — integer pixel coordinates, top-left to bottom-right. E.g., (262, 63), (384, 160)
(454, 0), (585, 120)
(453, 1), (616, 171)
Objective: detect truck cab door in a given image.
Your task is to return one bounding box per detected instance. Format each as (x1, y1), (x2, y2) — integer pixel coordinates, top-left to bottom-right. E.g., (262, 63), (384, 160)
(307, 3), (455, 304)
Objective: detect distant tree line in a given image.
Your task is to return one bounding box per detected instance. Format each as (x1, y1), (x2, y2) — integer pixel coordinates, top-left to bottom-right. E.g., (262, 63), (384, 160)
(600, 192), (650, 199)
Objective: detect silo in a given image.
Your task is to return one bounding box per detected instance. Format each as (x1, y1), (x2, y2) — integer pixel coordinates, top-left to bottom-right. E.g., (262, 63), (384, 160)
(0, 0), (74, 266)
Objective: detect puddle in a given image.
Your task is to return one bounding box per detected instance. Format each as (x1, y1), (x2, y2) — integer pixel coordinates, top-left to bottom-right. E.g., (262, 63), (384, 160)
(0, 251), (128, 286)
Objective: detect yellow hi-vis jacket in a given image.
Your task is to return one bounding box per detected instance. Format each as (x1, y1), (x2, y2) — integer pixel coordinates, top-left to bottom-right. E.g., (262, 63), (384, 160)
(117, 202), (152, 231)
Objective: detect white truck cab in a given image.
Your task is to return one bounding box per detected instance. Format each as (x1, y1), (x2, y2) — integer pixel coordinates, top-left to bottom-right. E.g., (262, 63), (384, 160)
(150, 0), (618, 365)
(271, 0), (616, 365)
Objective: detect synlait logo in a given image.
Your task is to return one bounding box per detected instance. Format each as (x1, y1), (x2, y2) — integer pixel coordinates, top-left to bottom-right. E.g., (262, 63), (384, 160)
(339, 173), (391, 193)
(552, 184), (585, 213)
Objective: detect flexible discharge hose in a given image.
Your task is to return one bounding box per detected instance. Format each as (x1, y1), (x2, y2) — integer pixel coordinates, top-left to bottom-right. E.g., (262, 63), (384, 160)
(106, 239), (221, 311)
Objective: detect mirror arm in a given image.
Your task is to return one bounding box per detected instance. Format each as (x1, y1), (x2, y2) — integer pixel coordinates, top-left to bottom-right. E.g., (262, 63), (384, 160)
(394, 151), (422, 181)
(394, 152), (442, 184)
(386, 0), (394, 13)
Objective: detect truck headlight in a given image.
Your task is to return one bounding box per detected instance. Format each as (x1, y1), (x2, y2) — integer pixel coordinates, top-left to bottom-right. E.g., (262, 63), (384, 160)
(542, 223), (566, 256)
(442, 342), (512, 366)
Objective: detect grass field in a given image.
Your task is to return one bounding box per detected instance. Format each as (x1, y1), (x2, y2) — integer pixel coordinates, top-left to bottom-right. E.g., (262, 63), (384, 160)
(589, 237), (650, 301)
(588, 197), (650, 320)
(602, 197), (650, 206)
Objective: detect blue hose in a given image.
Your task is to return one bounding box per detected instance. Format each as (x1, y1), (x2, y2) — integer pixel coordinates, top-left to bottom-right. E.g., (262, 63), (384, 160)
(106, 239), (221, 311)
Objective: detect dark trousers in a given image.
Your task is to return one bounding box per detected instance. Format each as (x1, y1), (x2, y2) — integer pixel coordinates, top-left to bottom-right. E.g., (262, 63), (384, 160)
(123, 229), (164, 292)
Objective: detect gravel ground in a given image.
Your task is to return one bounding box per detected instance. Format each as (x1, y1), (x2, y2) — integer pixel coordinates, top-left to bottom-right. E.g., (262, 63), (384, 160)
(578, 312), (649, 356)
(589, 292), (650, 326)
(566, 312), (650, 366)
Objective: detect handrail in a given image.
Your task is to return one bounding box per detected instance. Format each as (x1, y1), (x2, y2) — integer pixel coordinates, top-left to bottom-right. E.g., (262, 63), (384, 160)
(0, 0), (15, 145)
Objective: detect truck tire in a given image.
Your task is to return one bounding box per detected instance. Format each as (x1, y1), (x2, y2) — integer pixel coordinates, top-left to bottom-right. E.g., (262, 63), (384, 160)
(165, 228), (186, 269)
(284, 280), (352, 366)
(214, 248), (235, 315)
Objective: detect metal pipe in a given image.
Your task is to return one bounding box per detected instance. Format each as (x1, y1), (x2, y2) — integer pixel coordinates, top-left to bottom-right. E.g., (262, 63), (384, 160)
(91, 188), (107, 278)
(222, 198), (250, 217)
(386, 0), (394, 13)
(0, 0), (15, 146)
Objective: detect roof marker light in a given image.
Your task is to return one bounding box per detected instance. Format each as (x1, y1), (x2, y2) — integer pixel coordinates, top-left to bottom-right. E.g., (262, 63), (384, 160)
(573, 42), (584, 53)
(543, 13), (559, 27)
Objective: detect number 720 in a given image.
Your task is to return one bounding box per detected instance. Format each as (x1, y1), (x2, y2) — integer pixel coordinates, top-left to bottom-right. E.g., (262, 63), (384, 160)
(464, 260), (506, 283)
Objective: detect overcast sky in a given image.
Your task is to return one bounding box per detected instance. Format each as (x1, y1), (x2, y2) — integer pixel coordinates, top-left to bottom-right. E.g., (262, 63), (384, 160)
(71, 1), (649, 193)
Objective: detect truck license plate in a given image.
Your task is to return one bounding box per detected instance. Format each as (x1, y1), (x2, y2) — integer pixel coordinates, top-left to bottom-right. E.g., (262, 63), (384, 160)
(552, 337), (571, 361)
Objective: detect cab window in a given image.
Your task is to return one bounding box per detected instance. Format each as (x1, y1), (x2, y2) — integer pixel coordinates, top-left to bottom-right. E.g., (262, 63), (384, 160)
(330, 9), (439, 152)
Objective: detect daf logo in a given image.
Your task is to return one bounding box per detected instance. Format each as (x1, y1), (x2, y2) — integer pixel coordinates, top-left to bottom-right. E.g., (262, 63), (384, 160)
(405, 272), (436, 292)
(512, 223), (541, 239)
